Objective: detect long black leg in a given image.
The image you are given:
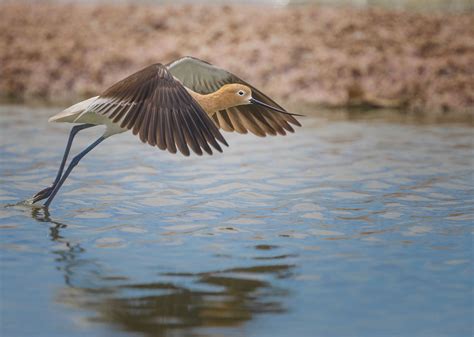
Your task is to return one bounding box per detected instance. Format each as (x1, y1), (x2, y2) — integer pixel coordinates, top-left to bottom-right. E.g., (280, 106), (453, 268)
(44, 136), (106, 208)
(31, 124), (95, 203)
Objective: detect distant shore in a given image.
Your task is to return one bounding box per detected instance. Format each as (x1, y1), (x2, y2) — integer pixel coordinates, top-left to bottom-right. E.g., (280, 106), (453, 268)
(1, 1), (472, 117)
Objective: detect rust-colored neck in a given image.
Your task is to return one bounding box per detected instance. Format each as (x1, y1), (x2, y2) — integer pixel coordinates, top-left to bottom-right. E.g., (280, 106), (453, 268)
(187, 88), (234, 115)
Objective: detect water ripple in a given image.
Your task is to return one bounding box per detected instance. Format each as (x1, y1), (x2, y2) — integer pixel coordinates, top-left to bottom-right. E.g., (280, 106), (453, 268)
(0, 105), (472, 337)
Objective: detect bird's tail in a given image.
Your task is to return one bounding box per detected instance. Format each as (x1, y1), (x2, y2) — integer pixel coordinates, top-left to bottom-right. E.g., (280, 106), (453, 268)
(48, 96), (99, 123)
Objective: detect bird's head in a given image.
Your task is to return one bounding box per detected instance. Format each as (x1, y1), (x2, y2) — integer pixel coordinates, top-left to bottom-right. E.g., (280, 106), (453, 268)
(218, 84), (253, 107)
(216, 84), (303, 116)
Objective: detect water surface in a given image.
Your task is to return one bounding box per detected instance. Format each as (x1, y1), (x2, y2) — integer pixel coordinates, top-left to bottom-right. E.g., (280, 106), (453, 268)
(0, 105), (472, 337)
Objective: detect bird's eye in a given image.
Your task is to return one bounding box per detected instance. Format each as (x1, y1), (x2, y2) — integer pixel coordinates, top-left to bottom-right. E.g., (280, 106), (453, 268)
(238, 90), (245, 96)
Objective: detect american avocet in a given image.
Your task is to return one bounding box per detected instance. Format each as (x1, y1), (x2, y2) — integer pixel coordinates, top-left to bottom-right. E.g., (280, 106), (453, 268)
(31, 56), (302, 207)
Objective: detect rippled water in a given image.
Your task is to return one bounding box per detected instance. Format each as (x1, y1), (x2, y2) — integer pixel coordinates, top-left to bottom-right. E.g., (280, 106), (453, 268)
(0, 105), (472, 337)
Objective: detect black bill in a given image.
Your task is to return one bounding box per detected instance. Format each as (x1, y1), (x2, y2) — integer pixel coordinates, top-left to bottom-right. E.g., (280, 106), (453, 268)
(249, 98), (304, 117)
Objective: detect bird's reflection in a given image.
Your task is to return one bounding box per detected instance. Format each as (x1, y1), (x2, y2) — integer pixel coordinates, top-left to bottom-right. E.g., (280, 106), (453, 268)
(30, 208), (293, 337)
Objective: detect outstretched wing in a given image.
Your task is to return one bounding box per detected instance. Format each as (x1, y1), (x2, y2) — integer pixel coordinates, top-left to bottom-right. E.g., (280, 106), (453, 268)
(167, 56), (301, 137)
(86, 63), (228, 156)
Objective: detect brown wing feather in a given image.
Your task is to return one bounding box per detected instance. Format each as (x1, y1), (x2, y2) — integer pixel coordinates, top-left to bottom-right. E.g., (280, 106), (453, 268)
(87, 63), (227, 156)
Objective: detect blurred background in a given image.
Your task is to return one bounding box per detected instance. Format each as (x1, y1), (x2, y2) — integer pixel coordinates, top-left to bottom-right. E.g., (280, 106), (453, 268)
(0, 1), (473, 337)
(1, 0), (473, 120)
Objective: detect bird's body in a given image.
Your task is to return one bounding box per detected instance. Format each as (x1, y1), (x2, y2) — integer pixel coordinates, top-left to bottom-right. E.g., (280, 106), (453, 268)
(32, 56), (302, 207)
(49, 83), (257, 138)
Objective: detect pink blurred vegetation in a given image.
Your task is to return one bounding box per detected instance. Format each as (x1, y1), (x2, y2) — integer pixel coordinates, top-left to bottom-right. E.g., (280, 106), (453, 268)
(0, 1), (473, 116)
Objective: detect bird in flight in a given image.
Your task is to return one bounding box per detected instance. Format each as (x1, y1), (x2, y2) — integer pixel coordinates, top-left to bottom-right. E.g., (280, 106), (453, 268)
(30, 56), (302, 207)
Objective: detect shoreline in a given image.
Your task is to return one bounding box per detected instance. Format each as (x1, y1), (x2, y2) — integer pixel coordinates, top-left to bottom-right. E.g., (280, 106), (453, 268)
(1, 2), (473, 117)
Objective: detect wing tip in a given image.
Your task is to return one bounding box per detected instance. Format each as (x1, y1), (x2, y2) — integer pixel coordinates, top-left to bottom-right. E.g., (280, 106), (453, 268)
(219, 137), (229, 147)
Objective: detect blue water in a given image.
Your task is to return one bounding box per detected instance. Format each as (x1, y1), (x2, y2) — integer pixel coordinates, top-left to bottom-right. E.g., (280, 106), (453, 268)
(0, 105), (472, 337)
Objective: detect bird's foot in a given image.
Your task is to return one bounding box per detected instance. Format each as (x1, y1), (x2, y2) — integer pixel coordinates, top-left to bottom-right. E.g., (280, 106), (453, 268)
(29, 186), (54, 204)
